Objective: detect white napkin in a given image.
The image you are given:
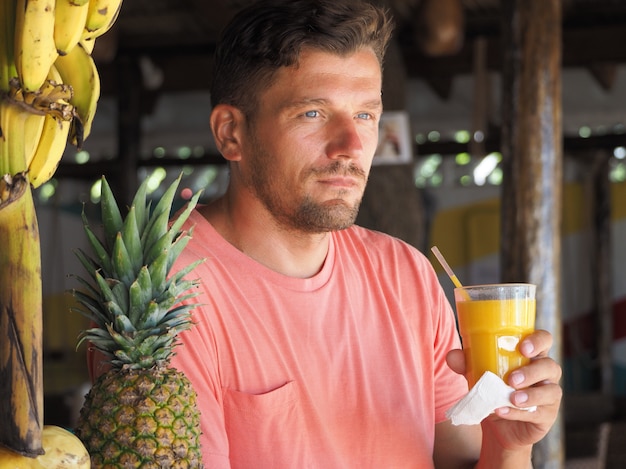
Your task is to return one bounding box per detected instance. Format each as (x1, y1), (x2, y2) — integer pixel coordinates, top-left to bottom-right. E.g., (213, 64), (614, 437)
(446, 371), (537, 426)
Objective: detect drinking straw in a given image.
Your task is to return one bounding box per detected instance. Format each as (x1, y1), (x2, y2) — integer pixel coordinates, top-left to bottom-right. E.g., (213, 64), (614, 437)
(431, 246), (464, 289)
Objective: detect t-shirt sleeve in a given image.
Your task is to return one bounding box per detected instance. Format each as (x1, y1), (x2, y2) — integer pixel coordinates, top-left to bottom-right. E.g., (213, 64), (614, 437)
(428, 265), (468, 422)
(168, 216), (232, 468)
(170, 291), (232, 468)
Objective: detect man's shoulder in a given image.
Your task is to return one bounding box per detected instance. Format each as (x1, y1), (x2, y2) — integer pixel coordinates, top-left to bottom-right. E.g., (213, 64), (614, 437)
(339, 224), (415, 248)
(336, 225), (427, 262)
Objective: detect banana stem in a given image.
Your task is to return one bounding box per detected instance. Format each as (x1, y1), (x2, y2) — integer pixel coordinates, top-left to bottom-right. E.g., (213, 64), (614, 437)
(0, 173), (44, 457)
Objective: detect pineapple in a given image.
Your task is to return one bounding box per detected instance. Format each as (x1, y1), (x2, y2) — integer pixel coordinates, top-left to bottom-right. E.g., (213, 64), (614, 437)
(71, 175), (204, 468)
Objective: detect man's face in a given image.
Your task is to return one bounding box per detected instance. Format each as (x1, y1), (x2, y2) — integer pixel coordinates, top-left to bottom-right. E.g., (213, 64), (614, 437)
(237, 48), (383, 234)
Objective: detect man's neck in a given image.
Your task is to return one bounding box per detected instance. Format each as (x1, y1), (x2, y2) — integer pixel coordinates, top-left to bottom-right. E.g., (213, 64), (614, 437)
(198, 196), (331, 279)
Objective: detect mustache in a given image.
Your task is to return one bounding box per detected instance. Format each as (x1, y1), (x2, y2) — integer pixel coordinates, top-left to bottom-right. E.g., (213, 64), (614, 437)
(309, 161), (367, 180)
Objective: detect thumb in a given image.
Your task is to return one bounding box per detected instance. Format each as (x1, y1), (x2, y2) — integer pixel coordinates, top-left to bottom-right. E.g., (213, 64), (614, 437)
(446, 349), (466, 375)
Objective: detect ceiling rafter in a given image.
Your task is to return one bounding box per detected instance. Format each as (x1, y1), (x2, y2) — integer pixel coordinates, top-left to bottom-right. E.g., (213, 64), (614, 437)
(97, 0), (626, 98)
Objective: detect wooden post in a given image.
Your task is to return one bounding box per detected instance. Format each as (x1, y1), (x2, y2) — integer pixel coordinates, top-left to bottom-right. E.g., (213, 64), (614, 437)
(114, 55), (142, 205)
(590, 151), (613, 395)
(499, 1), (564, 467)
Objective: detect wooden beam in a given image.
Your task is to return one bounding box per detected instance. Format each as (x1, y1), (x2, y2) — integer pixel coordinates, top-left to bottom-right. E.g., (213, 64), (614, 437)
(96, 21), (626, 98)
(414, 133), (626, 156)
(400, 23), (626, 84)
(562, 24), (626, 66)
(499, 0), (564, 467)
(98, 51), (215, 96)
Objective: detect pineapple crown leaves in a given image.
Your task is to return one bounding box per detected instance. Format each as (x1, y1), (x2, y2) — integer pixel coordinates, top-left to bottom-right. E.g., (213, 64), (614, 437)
(71, 174), (205, 369)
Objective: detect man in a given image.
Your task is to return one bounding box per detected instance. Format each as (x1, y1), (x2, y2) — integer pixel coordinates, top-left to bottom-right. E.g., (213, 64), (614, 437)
(169, 0), (563, 467)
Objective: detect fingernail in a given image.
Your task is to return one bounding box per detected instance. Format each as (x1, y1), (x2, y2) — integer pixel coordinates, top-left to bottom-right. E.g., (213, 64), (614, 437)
(514, 391), (529, 406)
(520, 341), (534, 356)
(510, 371), (524, 386)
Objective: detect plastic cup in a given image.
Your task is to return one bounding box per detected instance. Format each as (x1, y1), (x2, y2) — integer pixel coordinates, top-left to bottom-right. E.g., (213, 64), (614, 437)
(454, 283), (536, 388)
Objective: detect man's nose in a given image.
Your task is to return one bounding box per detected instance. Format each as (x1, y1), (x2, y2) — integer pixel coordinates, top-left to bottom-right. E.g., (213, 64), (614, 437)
(326, 115), (365, 160)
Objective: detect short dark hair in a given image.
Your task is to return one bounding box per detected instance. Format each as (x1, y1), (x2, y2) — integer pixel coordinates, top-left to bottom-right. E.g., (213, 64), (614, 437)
(210, 0), (394, 117)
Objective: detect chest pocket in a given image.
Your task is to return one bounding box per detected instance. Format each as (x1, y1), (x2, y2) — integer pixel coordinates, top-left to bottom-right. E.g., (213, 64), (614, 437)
(222, 380), (313, 468)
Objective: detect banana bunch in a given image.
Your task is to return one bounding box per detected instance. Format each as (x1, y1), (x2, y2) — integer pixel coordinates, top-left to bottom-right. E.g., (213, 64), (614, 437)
(15, 0), (122, 91)
(0, 0), (123, 192)
(2, 74), (75, 188)
(0, 0), (123, 458)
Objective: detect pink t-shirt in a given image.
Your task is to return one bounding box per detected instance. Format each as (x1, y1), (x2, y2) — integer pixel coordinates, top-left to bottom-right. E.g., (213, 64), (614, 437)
(169, 210), (467, 468)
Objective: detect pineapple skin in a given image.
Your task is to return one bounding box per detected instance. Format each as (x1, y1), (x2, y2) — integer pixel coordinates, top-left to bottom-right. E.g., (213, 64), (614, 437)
(75, 364), (203, 468)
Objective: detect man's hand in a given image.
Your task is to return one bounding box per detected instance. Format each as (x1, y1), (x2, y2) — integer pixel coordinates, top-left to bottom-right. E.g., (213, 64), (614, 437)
(446, 329), (562, 466)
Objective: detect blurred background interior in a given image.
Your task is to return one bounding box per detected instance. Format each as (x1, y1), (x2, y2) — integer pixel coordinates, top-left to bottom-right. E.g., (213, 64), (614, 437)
(39, 1), (626, 467)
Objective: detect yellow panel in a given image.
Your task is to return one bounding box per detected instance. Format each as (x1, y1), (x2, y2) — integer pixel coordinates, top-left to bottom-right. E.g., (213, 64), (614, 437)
(429, 198), (499, 270)
(429, 181), (625, 274)
(466, 205), (500, 262)
(43, 292), (90, 351)
(562, 182), (587, 234)
(613, 181), (626, 220)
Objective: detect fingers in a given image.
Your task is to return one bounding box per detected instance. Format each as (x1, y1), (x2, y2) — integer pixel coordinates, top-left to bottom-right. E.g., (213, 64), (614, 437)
(496, 380), (562, 424)
(447, 328), (564, 420)
(510, 381), (562, 410)
(510, 329), (562, 389)
(497, 329), (563, 423)
(447, 329), (560, 383)
(509, 356), (562, 388)
(519, 329), (553, 359)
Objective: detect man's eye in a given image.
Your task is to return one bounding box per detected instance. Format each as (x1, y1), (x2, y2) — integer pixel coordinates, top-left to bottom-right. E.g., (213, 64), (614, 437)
(304, 110), (319, 118)
(357, 112), (372, 120)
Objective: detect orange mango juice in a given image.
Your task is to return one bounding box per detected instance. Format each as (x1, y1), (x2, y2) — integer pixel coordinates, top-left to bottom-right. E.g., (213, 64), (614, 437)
(456, 297), (535, 388)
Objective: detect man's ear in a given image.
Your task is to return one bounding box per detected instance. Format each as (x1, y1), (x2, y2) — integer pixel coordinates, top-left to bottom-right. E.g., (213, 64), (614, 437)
(210, 104), (245, 162)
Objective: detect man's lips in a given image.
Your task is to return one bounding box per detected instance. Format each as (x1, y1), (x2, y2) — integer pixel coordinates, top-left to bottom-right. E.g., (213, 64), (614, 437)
(318, 176), (360, 188)
(309, 161), (367, 189)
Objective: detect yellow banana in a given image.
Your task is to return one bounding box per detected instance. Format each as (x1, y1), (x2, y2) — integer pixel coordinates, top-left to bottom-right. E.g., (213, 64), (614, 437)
(1, 71), (72, 177)
(53, 0), (90, 56)
(79, 36), (96, 55)
(22, 65), (71, 169)
(83, 0), (123, 39)
(53, 43), (100, 147)
(0, 425), (90, 468)
(28, 113), (71, 188)
(27, 65), (73, 188)
(0, 100), (31, 175)
(14, 0), (59, 92)
(22, 70), (63, 171)
(23, 112), (46, 168)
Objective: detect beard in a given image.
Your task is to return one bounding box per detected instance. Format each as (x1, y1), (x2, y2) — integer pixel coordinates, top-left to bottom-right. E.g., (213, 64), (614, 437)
(291, 189), (361, 232)
(244, 136), (367, 234)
